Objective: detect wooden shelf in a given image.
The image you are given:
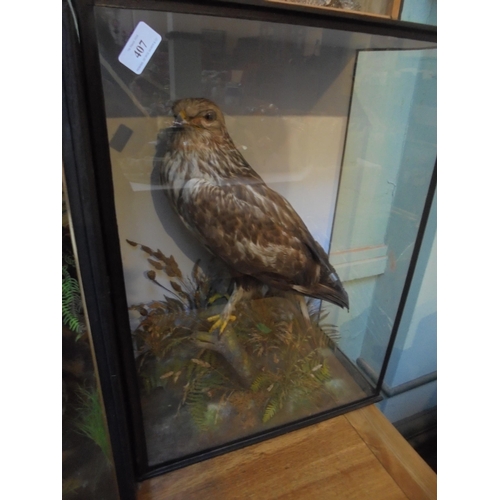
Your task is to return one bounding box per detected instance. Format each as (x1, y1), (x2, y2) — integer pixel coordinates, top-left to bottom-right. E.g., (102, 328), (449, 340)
(265, 0), (402, 20)
(138, 404), (436, 499)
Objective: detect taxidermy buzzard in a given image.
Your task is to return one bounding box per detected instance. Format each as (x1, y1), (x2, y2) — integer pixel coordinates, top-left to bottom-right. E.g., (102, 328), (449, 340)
(157, 98), (348, 333)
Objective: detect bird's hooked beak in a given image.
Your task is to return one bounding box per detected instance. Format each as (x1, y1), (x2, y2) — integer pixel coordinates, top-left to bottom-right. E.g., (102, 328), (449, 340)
(172, 110), (188, 128)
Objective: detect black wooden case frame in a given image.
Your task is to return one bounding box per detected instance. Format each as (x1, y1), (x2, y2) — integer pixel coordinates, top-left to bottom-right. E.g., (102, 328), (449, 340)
(62, 0), (437, 494)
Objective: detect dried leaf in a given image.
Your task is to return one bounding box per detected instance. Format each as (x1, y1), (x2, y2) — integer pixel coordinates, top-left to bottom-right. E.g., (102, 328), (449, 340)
(147, 258), (164, 270)
(194, 290), (201, 308)
(147, 270), (156, 280)
(151, 248), (167, 262)
(149, 301), (166, 310)
(160, 371), (174, 380)
(140, 244), (154, 255)
(173, 371), (182, 383)
(190, 358), (211, 368)
(192, 260), (201, 283)
(170, 281), (183, 294)
(129, 304), (146, 311)
(152, 250), (165, 261)
(163, 296), (185, 312)
(126, 239), (138, 247)
(162, 255), (182, 279)
(312, 364), (323, 372)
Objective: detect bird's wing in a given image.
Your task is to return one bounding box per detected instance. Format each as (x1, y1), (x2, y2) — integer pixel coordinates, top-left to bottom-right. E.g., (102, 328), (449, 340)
(176, 176), (323, 286)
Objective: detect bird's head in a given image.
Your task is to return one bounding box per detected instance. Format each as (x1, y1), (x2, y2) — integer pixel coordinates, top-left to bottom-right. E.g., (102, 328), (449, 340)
(171, 98), (227, 137)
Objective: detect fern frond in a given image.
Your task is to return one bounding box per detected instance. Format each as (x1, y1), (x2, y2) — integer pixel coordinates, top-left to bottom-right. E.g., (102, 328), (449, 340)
(62, 265), (84, 335)
(250, 374), (273, 393)
(262, 397), (280, 423)
(185, 372), (229, 431)
(311, 363), (331, 383)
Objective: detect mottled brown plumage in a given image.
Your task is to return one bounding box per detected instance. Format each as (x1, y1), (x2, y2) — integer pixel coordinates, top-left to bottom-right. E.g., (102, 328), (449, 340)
(157, 98), (348, 329)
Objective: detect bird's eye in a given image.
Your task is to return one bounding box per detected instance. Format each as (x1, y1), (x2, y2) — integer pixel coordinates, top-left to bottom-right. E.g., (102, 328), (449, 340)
(204, 111), (216, 122)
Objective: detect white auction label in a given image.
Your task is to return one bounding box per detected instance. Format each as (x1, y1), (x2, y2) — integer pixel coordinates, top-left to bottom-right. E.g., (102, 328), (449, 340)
(118, 22), (161, 75)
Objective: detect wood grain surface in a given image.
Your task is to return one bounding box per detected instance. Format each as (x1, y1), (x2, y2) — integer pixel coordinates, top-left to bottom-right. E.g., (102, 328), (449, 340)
(138, 405), (436, 500)
(345, 405), (437, 500)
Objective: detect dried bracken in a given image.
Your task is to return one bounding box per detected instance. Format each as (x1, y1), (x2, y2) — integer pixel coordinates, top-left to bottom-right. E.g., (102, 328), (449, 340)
(128, 241), (341, 429)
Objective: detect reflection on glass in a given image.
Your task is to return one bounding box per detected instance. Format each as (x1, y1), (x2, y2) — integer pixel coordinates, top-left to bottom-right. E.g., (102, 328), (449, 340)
(327, 47), (437, 382)
(400, 0), (437, 26)
(264, 0), (401, 19)
(94, 7), (436, 468)
(62, 183), (119, 499)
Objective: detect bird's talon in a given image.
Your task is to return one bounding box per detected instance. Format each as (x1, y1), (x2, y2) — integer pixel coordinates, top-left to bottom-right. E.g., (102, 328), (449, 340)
(208, 319), (223, 333)
(207, 314), (237, 333)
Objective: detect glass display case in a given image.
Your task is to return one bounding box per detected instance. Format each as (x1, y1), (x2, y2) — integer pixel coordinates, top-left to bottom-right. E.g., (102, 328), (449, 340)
(62, 180), (121, 500)
(63, 0), (436, 491)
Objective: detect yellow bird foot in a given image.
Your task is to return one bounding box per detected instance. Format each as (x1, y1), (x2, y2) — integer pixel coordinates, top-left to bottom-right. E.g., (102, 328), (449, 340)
(207, 314), (237, 334)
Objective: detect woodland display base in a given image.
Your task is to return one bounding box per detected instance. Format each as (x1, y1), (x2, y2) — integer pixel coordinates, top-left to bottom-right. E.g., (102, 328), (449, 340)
(138, 404), (437, 500)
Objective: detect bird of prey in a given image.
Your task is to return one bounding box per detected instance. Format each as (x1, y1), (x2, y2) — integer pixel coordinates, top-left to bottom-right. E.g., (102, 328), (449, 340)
(157, 98), (348, 333)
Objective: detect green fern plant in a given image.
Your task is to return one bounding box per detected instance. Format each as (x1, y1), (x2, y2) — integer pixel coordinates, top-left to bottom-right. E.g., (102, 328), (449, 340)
(250, 373), (275, 393)
(62, 260), (85, 339)
(185, 359), (235, 431)
(262, 396), (281, 423)
(73, 386), (112, 464)
(129, 241), (343, 431)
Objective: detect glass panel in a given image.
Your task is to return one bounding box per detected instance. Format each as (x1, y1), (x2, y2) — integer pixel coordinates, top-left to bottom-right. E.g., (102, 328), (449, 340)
(326, 47), (437, 383)
(400, 0), (437, 26)
(94, 7), (436, 467)
(62, 181), (120, 499)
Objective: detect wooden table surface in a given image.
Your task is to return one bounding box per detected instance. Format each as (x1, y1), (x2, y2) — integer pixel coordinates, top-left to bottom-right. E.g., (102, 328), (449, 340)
(138, 405), (437, 500)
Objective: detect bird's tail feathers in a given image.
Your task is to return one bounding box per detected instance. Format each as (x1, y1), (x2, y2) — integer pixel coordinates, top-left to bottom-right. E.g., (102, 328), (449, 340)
(292, 283), (349, 310)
